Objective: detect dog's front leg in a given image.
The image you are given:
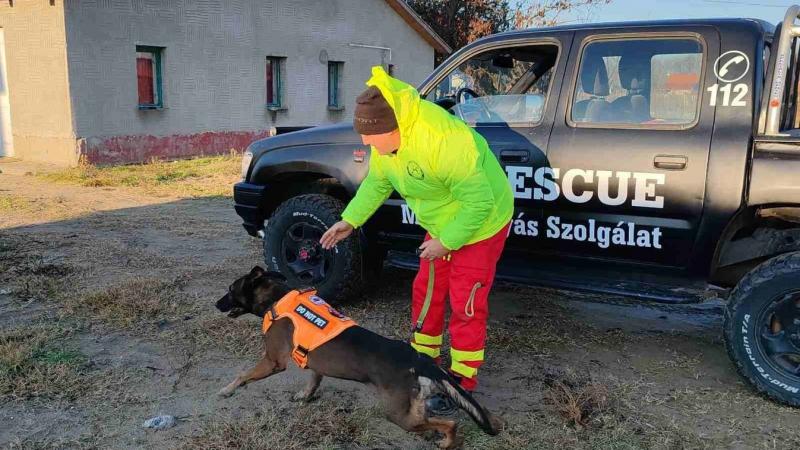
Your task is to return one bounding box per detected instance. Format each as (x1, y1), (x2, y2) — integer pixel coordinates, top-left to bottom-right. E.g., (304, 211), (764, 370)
(292, 371), (323, 402)
(218, 357), (280, 397)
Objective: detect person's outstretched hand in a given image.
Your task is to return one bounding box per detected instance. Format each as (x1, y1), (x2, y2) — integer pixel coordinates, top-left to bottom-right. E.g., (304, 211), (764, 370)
(320, 220), (354, 250)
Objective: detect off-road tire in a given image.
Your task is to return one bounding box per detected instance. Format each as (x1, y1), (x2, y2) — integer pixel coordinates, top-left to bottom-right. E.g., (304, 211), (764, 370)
(263, 194), (363, 303)
(724, 251), (800, 406)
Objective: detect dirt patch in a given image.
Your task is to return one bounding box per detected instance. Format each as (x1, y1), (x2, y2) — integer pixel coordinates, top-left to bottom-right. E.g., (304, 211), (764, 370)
(0, 234), (74, 302)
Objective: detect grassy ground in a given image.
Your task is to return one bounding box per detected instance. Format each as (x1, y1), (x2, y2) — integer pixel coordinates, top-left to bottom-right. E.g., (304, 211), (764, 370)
(2, 157), (799, 449)
(0, 324), (86, 402)
(37, 153), (241, 198)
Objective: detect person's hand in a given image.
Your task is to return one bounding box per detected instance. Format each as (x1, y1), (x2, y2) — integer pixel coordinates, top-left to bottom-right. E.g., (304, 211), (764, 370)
(419, 238), (449, 260)
(320, 221), (354, 250)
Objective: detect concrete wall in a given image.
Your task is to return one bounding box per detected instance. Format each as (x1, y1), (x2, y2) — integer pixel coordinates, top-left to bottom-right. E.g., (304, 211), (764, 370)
(0, 1), (77, 166)
(64, 0), (435, 164)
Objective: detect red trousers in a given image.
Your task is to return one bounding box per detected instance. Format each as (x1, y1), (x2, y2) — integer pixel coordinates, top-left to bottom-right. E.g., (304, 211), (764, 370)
(410, 222), (510, 391)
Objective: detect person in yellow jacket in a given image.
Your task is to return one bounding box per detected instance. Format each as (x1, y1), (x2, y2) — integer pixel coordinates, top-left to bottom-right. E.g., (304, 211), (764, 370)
(320, 66), (513, 415)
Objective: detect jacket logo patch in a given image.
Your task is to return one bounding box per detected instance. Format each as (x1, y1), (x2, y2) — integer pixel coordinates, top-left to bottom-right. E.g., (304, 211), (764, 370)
(294, 304), (328, 329)
(309, 295), (326, 305)
(407, 161), (424, 180)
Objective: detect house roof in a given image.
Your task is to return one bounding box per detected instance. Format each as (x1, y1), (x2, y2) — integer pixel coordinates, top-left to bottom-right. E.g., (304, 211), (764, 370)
(384, 0), (452, 55)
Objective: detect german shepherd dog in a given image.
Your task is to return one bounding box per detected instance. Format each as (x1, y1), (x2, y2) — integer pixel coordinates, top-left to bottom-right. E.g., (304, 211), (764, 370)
(215, 266), (502, 449)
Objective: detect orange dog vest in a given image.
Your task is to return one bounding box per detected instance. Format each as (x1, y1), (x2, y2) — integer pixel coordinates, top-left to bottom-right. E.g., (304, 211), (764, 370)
(262, 289), (357, 368)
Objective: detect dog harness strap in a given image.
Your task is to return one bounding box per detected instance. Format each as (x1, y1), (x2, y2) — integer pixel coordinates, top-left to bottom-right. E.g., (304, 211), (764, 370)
(261, 298), (288, 334)
(291, 345), (310, 368)
(262, 289), (357, 369)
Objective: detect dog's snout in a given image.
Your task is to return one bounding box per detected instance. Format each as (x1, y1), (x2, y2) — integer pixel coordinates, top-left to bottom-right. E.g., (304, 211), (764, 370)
(216, 293), (233, 312)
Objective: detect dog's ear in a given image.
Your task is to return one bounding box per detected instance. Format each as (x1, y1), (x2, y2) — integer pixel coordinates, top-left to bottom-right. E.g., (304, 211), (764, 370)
(263, 270), (287, 283)
(249, 266), (266, 278)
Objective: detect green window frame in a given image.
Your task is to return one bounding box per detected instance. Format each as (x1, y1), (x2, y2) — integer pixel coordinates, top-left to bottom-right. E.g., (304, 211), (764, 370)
(267, 56), (285, 109)
(136, 45), (163, 109)
(328, 61), (343, 109)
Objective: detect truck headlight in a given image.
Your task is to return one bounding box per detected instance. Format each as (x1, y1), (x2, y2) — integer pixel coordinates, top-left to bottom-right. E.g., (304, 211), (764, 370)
(241, 151), (253, 181)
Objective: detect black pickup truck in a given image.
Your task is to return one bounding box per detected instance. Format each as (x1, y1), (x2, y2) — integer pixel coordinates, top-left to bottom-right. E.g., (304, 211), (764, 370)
(234, 8), (800, 406)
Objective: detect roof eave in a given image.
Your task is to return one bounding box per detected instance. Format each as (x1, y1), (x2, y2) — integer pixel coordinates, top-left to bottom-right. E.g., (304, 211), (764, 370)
(384, 0), (452, 55)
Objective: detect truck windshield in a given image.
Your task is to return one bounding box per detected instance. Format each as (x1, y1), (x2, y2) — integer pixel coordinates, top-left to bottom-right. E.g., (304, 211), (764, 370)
(428, 45), (559, 125)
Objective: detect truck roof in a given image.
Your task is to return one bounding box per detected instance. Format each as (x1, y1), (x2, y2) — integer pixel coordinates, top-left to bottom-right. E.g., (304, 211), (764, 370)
(490, 17), (775, 39)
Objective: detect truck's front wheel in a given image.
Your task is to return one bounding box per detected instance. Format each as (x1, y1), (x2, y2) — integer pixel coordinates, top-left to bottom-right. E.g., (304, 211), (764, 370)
(724, 252), (800, 406)
(263, 194), (363, 303)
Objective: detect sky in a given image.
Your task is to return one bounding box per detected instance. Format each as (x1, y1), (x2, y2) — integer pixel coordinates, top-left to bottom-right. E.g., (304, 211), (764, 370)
(558, 0), (797, 25)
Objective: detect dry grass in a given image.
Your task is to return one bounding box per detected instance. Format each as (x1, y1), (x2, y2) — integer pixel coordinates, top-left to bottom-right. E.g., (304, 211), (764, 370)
(169, 315), (263, 359)
(39, 152), (241, 198)
(544, 380), (609, 428)
(486, 286), (633, 358)
(462, 412), (709, 450)
(487, 297), (581, 357)
(461, 374), (710, 450)
(5, 437), (99, 450)
(177, 398), (390, 450)
(0, 235), (73, 302)
(65, 277), (191, 328)
(0, 326), (87, 401)
(346, 295), (410, 340)
(0, 194), (33, 212)
(0, 194), (77, 225)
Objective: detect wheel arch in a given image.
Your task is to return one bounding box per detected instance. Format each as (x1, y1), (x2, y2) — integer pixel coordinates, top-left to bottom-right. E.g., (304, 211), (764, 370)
(711, 205), (800, 286)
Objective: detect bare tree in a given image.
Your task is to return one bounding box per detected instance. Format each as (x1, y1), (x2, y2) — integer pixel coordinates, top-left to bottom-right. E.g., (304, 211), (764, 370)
(511, 0), (612, 29)
(406, 0), (512, 63)
(406, 0), (613, 58)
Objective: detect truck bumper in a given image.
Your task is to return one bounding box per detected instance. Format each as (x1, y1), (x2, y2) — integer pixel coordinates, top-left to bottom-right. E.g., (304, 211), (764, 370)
(233, 182), (266, 236)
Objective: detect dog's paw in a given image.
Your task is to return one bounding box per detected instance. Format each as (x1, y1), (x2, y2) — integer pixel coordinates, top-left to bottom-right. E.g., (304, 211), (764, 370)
(217, 387), (235, 398)
(437, 434), (463, 450)
(291, 391), (317, 402)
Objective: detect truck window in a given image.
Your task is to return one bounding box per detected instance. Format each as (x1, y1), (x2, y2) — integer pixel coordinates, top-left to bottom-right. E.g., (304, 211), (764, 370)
(571, 37), (704, 127)
(428, 45), (558, 125)
(789, 39), (800, 129)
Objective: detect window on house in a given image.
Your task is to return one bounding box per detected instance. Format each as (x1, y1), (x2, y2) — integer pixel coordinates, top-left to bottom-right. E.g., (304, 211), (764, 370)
(328, 61), (343, 109)
(388, 64), (396, 76)
(136, 46), (163, 109)
(266, 57), (285, 108)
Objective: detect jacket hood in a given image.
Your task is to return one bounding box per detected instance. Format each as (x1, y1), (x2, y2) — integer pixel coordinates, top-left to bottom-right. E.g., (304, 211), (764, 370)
(365, 66), (421, 133)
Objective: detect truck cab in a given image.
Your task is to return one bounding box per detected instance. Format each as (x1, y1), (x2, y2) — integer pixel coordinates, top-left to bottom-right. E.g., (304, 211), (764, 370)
(234, 7), (800, 407)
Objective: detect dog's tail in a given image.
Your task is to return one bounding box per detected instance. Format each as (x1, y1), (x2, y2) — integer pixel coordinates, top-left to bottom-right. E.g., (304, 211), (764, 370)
(417, 359), (501, 435)
(435, 374), (501, 435)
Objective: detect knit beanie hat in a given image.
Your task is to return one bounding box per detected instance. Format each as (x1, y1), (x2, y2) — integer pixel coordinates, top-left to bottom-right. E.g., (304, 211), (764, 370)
(353, 86), (398, 135)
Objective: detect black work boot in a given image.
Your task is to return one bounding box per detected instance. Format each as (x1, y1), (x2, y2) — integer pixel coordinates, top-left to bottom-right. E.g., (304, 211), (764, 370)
(425, 392), (458, 416)
(425, 373), (464, 417)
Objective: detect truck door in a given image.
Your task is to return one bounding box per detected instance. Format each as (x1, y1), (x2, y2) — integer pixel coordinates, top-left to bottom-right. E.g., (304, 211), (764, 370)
(372, 32), (574, 257)
(544, 28), (720, 267)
